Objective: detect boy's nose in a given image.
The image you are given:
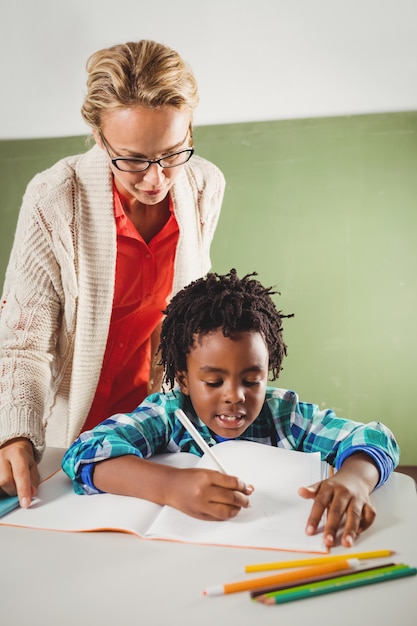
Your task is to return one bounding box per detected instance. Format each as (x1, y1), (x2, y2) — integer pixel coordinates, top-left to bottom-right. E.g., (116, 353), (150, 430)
(224, 383), (245, 404)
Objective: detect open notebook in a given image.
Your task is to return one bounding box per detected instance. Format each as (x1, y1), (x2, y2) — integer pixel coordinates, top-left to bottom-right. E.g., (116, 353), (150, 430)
(0, 440), (329, 553)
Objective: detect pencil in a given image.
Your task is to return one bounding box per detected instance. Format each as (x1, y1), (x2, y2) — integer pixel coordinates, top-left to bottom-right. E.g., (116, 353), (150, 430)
(257, 563), (413, 604)
(256, 564), (417, 605)
(175, 409), (228, 473)
(203, 557), (360, 596)
(250, 562), (396, 598)
(245, 549), (395, 572)
(0, 495), (20, 518)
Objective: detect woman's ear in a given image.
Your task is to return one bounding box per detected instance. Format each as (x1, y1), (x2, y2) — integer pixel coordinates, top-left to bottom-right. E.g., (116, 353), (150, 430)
(176, 370), (190, 395)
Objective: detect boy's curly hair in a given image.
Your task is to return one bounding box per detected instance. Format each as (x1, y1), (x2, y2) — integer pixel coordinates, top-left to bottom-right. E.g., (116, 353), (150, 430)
(159, 269), (293, 389)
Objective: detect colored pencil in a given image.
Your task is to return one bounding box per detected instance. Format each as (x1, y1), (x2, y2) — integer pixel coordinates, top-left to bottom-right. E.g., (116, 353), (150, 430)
(250, 562), (397, 598)
(203, 557), (360, 596)
(175, 409), (228, 473)
(255, 564), (417, 605)
(245, 549), (395, 573)
(0, 495), (20, 518)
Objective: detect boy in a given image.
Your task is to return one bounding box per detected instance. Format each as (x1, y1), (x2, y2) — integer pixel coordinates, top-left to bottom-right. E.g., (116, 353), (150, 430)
(62, 269), (399, 548)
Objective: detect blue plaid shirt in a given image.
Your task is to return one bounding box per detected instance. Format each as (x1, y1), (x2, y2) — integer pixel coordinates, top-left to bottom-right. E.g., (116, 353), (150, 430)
(62, 387), (399, 495)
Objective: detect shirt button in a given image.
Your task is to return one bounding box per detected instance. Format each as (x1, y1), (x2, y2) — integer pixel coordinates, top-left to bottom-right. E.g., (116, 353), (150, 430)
(118, 342), (125, 349)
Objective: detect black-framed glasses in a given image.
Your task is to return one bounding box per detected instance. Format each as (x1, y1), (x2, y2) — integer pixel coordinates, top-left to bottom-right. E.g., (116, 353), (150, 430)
(99, 131), (194, 173)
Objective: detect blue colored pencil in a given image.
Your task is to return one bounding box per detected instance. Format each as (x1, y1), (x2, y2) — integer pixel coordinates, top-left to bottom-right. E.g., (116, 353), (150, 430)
(0, 495), (19, 518)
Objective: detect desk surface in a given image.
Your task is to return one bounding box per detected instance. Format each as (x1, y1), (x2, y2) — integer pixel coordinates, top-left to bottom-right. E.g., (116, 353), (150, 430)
(1, 448), (416, 626)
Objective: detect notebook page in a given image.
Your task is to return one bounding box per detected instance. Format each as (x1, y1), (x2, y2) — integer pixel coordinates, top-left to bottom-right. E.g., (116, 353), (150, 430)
(146, 440), (327, 553)
(0, 452), (198, 536)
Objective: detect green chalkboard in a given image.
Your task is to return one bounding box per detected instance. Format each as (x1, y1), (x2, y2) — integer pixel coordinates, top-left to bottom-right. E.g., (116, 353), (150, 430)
(198, 113), (417, 464)
(1, 112), (416, 463)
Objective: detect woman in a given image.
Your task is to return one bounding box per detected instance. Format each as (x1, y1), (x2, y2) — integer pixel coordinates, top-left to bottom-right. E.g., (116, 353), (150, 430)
(0, 40), (225, 506)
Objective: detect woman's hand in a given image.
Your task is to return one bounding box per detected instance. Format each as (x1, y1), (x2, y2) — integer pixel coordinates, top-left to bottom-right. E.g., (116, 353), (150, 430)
(0, 438), (40, 507)
(298, 452), (379, 548)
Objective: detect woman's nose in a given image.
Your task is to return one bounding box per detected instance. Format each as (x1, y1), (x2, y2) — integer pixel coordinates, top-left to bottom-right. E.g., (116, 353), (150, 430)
(143, 162), (165, 184)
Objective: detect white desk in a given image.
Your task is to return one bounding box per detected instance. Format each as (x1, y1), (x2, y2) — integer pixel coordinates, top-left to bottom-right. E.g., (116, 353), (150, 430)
(1, 449), (416, 626)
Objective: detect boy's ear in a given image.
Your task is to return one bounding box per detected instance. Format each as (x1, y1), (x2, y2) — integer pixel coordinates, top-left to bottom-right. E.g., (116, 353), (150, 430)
(176, 370), (190, 395)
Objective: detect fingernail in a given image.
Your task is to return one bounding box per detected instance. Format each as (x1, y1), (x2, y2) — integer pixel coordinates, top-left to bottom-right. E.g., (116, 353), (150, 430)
(243, 482), (254, 494)
(326, 534), (334, 546)
(20, 497), (30, 508)
(345, 534), (354, 546)
(306, 525), (315, 535)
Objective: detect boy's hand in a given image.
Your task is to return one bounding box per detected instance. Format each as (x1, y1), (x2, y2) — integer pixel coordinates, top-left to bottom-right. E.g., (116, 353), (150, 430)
(298, 452), (379, 548)
(0, 438), (40, 507)
(167, 468), (254, 521)
(92, 456), (253, 519)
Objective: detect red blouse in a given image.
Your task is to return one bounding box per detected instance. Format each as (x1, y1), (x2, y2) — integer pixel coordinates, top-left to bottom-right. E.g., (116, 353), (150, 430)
(83, 187), (179, 430)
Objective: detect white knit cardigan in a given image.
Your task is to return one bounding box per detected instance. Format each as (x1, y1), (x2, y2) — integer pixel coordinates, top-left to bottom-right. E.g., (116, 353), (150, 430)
(0, 145), (225, 456)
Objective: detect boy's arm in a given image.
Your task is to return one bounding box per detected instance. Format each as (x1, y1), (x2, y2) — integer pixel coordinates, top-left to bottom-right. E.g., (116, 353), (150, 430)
(299, 451), (379, 548)
(284, 391), (400, 484)
(92, 455), (253, 521)
(61, 399), (175, 493)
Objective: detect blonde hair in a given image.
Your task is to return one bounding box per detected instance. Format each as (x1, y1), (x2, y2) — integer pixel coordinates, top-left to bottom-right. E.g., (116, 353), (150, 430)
(81, 40), (199, 130)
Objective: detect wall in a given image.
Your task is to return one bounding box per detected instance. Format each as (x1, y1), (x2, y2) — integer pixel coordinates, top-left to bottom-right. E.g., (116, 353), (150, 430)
(1, 0), (417, 138)
(1, 0), (416, 461)
(202, 113), (417, 466)
(1, 111), (416, 463)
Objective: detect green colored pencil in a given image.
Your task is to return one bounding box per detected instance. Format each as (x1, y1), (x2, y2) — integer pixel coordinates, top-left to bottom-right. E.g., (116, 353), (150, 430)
(250, 562), (396, 598)
(256, 565), (417, 605)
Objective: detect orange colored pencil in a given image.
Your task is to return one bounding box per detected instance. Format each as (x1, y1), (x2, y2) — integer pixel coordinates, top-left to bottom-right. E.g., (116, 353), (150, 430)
(203, 558), (360, 596)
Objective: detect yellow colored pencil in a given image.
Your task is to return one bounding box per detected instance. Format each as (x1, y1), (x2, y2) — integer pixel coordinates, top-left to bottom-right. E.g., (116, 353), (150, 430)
(245, 549), (394, 573)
